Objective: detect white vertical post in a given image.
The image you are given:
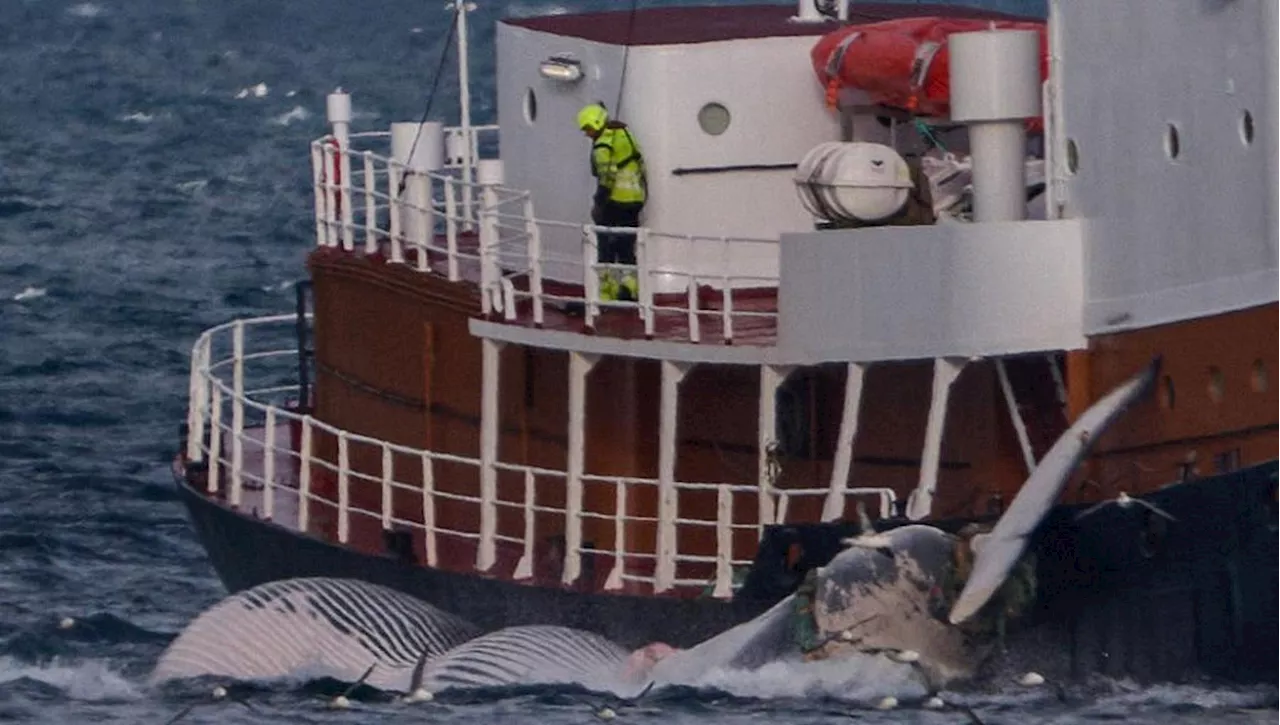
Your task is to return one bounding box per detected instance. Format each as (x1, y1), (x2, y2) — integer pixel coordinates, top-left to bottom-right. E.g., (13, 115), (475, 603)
(445, 181), (459, 281)
(686, 277), (700, 343)
(906, 357), (966, 520)
(583, 226), (601, 325)
(208, 386), (222, 494)
(822, 362), (866, 521)
(381, 444), (394, 530)
(757, 365), (789, 532)
(477, 338), (503, 571)
(996, 358), (1036, 474)
(186, 342), (205, 462)
(363, 152), (377, 254)
(711, 484), (734, 599)
(564, 350), (598, 585)
(422, 453), (438, 566)
(337, 431), (350, 544)
(230, 322), (245, 508)
(263, 407), (276, 521)
(298, 417), (312, 533)
(720, 236), (734, 343)
(455, 0), (473, 227)
(311, 142), (328, 248)
(637, 228), (655, 337)
(391, 121), (444, 266)
(655, 360), (691, 593)
(326, 89), (354, 251)
(388, 163), (402, 259)
(513, 469), (536, 580)
(604, 479), (627, 591)
(524, 197), (544, 326)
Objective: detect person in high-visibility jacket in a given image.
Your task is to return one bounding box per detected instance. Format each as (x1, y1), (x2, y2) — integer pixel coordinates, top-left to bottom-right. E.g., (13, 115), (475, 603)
(578, 102), (646, 302)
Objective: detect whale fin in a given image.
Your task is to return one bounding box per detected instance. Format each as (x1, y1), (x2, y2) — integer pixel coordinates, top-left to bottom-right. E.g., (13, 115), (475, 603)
(948, 357), (1160, 625)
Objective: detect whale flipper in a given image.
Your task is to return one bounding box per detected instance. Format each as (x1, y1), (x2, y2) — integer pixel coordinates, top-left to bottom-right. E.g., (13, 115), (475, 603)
(149, 577), (480, 691)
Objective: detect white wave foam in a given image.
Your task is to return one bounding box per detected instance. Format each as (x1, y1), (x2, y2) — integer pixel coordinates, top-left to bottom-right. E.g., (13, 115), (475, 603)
(118, 111), (155, 124)
(0, 657), (141, 702)
(12, 286), (47, 302)
(506, 3), (570, 18)
(656, 655), (927, 703)
(235, 82), (269, 100)
(271, 106), (310, 126)
(176, 179), (208, 194)
(66, 2), (105, 18)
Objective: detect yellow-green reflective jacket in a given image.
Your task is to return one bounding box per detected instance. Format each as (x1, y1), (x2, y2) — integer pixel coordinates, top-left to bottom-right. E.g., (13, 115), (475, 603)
(591, 125), (647, 205)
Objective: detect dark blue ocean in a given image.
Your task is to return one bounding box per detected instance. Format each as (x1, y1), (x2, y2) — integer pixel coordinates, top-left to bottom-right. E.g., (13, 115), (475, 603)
(0, 0), (1274, 722)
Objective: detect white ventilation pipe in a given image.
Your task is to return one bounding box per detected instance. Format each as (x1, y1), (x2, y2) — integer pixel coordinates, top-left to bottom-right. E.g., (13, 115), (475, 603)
(391, 122), (445, 256)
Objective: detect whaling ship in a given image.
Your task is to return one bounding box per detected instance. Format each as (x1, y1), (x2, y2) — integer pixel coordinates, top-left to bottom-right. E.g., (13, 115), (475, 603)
(172, 0), (1278, 684)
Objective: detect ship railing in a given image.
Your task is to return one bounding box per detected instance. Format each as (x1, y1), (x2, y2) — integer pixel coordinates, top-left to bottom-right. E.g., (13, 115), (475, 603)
(188, 315), (898, 598)
(313, 131), (782, 344)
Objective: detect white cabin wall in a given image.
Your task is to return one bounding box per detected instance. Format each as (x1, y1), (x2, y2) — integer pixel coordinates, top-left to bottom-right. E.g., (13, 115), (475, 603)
(1056, 0), (1278, 333)
(496, 23), (840, 287)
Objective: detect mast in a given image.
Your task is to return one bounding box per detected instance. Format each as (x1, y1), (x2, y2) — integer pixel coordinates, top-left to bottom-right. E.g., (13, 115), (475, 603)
(455, 1), (475, 224)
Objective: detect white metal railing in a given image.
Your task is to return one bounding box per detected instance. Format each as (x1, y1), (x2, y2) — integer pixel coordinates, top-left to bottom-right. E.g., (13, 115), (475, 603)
(311, 120), (782, 345)
(187, 316), (898, 598)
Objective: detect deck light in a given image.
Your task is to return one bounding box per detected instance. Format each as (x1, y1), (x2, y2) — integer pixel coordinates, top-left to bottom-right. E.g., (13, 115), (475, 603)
(539, 56), (583, 83)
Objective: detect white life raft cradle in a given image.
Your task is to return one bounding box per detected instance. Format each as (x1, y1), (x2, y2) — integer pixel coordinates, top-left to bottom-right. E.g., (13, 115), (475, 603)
(793, 141), (1048, 225)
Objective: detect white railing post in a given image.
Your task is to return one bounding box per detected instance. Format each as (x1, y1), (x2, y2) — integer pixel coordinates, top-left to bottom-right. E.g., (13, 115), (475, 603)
(230, 322), (245, 508)
(477, 338), (502, 571)
(564, 351), (598, 585)
(381, 444), (394, 530)
(311, 142), (328, 248)
(388, 163), (403, 260)
(421, 453), (438, 566)
(207, 386), (222, 494)
(656, 360), (691, 593)
(186, 341), (205, 462)
(263, 407), (276, 521)
(823, 362), (866, 521)
(513, 469), (536, 580)
(712, 484), (734, 599)
(776, 491), (790, 524)
(583, 226), (600, 325)
(757, 365), (788, 532)
(322, 143), (338, 247)
(720, 237), (734, 343)
(478, 187), (500, 317)
(298, 416), (312, 533)
(686, 276), (700, 343)
(604, 479), (626, 591)
(906, 357), (966, 520)
(445, 180), (459, 281)
(363, 152), (378, 255)
(337, 431), (350, 544)
(524, 197), (544, 326)
(637, 228), (655, 338)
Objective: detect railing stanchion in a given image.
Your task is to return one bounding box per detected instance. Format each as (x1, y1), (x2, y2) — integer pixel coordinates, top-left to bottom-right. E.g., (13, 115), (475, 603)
(263, 407), (276, 520)
(421, 453), (437, 566)
(337, 431), (350, 544)
(712, 484), (734, 599)
(363, 152), (378, 255)
(298, 416), (312, 533)
(208, 386), (223, 494)
(513, 469), (536, 580)
(186, 341), (205, 463)
(445, 181), (460, 281)
(381, 444), (394, 530)
(524, 197), (544, 326)
(311, 142), (327, 248)
(230, 321), (246, 508)
(583, 226), (600, 326)
(388, 163), (403, 260)
(638, 228), (654, 337)
(604, 479), (627, 591)
(686, 276), (700, 343)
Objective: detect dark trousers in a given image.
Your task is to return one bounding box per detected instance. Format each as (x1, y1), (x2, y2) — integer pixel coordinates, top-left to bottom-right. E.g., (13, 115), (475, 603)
(594, 202), (643, 265)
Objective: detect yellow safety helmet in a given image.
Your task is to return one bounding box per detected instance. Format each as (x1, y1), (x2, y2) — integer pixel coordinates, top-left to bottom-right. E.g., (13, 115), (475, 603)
(577, 103), (609, 133)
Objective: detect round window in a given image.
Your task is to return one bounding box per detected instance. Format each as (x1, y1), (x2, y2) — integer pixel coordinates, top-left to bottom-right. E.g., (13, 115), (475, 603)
(523, 88), (537, 125)
(697, 102), (731, 136)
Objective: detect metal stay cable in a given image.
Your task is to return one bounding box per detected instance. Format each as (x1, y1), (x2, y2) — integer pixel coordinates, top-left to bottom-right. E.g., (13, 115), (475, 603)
(397, 0), (462, 197)
(611, 0), (640, 119)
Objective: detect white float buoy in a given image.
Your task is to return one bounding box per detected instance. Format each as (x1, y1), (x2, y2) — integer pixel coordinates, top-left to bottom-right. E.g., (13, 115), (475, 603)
(875, 696), (899, 710)
(404, 687), (433, 703)
(212, 686), (227, 700)
(58, 617), (75, 630)
(888, 649), (920, 663)
(330, 695), (351, 709)
(923, 696), (945, 709)
(595, 706), (617, 720)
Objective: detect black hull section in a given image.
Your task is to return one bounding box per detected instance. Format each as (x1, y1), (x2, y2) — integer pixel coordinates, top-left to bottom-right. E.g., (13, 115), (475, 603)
(176, 461), (1278, 684)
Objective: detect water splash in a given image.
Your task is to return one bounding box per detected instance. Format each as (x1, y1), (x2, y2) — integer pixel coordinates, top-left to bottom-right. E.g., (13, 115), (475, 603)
(0, 657), (141, 702)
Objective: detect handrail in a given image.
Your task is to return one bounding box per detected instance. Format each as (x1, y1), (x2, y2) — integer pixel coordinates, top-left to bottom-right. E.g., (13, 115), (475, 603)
(187, 316), (898, 599)
(311, 125), (782, 345)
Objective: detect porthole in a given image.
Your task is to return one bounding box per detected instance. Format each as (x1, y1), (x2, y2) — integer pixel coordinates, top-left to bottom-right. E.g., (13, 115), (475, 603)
(1240, 109), (1254, 147)
(1065, 138), (1079, 175)
(1164, 123), (1181, 161)
(1160, 375), (1176, 410)
(1251, 359), (1268, 393)
(697, 102), (731, 136)
(522, 88), (537, 125)
(1207, 366), (1224, 403)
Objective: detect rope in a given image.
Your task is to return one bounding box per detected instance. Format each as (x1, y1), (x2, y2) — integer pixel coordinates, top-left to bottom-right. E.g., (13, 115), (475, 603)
(612, 0), (640, 119)
(913, 118), (948, 153)
(397, 0), (462, 197)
